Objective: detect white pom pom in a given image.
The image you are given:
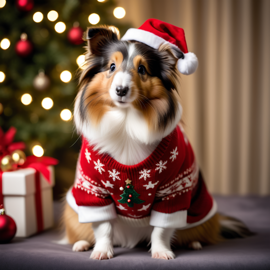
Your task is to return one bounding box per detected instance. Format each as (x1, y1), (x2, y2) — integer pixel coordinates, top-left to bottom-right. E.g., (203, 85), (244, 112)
(177, 52), (198, 75)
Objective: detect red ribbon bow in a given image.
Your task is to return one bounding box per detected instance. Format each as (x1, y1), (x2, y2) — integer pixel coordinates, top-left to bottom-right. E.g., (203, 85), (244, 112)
(0, 127), (25, 157)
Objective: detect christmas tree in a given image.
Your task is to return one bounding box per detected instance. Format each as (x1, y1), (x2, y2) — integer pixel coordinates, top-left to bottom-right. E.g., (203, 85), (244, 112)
(0, 0), (130, 198)
(118, 179), (145, 207)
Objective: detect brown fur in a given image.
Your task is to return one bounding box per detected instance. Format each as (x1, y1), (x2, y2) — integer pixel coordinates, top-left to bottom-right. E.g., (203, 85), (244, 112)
(131, 54), (179, 131)
(80, 51), (129, 126)
(63, 203), (95, 245)
(174, 213), (222, 247)
(82, 72), (114, 127)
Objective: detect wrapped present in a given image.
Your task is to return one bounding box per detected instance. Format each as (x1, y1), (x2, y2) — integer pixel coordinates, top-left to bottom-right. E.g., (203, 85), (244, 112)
(1, 166), (55, 237)
(0, 127), (58, 237)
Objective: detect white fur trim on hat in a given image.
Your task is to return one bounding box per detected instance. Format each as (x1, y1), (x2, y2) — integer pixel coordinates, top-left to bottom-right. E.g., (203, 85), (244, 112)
(122, 28), (163, 49)
(177, 52), (198, 75)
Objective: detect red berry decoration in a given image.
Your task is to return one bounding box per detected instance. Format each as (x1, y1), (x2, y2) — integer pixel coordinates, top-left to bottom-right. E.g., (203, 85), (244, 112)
(129, 194), (132, 198)
(68, 23), (84, 45)
(127, 199), (131, 203)
(16, 33), (33, 57)
(0, 206), (17, 243)
(127, 185), (130, 189)
(16, 0), (34, 12)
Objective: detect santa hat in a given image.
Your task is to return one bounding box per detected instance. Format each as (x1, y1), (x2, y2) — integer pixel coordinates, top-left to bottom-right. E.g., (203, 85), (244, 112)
(121, 19), (198, 75)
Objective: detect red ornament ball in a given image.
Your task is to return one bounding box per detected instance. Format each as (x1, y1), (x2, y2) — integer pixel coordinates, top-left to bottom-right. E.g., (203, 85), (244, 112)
(127, 199), (131, 203)
(68, 26), (84, 45)
(126, 185), (130, 189)
(129, 194), (132, 198)
(0, 209), (17, 243)
(16, 0), (34, 11)
(16, 39), (33, 57)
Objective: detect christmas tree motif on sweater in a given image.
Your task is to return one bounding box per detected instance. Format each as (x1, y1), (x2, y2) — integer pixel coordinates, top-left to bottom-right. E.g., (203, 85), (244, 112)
(118, 179), (145, 207)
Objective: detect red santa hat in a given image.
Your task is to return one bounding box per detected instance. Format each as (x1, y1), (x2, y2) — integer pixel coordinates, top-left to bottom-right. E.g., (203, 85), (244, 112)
(121, 18), (198, 75)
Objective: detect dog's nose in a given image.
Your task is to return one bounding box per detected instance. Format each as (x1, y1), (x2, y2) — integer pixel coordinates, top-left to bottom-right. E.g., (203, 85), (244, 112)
(116, 86), (129, 97)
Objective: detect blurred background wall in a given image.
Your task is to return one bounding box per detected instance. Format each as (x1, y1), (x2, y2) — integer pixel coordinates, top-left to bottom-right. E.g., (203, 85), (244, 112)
(118, 0), (270, 195)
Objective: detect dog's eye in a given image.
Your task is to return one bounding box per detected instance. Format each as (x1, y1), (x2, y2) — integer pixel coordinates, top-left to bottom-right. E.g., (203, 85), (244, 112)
(138, 65), (146, 75)
(110, 63), (116, 72)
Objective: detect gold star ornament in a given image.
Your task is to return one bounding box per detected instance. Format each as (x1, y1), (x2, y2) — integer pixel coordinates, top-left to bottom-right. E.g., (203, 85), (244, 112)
(125, 179), (132, 185)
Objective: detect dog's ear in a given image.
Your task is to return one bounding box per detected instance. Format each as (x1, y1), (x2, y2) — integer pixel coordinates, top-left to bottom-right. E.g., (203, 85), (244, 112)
(85, 26), (119, 56)
(158, 43), (180, 67)
(158, 44), (180, 91)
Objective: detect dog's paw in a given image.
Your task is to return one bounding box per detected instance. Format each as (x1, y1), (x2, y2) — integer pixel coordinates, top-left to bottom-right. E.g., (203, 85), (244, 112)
(72, 240), (91, 252)
(152, 250), (175, 260)
(188, 241), (202, 250)
(90, 249), (113, 260)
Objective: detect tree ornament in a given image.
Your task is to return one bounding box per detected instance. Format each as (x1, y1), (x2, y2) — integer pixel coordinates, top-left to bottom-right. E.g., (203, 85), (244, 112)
(33, 70), (50, 91)
(15, 33), (33, 57)
(1, 155), (16, 172)
(11, 149), (26, 166)
(68, 22), (84, 45)
(118, 179), (145, 207)
(16, 0), (34, 12)
(0, 206), (17, 243)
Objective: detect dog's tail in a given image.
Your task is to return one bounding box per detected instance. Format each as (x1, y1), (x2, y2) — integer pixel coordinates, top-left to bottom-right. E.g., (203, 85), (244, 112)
(219, 214), (254, 239)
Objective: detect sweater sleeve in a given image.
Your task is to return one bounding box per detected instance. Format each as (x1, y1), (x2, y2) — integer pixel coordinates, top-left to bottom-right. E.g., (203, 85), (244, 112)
(150, 126), (198, 228)
(69, 140), (117, 223)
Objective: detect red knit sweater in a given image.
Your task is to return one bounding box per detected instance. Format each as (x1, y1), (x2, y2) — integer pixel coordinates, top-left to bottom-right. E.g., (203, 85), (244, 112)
(68, 126), (216, 228)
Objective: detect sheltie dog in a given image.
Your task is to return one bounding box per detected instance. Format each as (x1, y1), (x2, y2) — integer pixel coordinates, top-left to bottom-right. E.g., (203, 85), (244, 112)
(62, 24), (251, 260)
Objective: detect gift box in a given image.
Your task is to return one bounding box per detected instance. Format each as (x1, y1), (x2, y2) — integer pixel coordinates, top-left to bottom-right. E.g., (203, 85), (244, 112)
(0, 127), (58, 238)
(1, 166), (55, 237)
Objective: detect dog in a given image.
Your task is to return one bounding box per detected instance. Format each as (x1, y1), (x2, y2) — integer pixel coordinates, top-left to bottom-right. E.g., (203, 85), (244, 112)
(62, 19), (251, 260)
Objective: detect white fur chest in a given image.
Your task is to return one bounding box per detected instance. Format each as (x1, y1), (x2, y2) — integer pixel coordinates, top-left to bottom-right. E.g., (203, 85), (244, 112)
(74, 91), (182, 165)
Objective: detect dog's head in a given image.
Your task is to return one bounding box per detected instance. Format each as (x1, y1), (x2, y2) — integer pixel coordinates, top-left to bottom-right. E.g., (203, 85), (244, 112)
(74, 26), (183, 145)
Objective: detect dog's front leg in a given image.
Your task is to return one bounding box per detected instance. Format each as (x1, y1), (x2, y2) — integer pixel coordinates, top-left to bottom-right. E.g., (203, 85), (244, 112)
(90, 221), (113, 260)
(151, 227), (175, 260)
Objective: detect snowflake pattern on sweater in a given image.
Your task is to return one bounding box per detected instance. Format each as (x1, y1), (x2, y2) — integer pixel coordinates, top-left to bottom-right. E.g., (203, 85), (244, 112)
(71, 126), (214, 228)
(139, 169), (151, 180)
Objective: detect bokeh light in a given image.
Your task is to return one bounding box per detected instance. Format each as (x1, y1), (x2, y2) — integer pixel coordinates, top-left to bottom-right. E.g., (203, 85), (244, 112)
(76, 55), (85, 67)
(12, 152), (20, 163)
(88, 13), (100, 25)
(97, 0), (105, 2)
(21, 94), (32, 105)
(0, 38), (10, 50)
(55, 22), (66, 33)
(60, 109), (72, 121)
(32, 145), (44, 157)
(0, 71), (5, 82)
(113, 7), (126, 19)
(47, 10), (58, 22)
(0, 0), (6, 8)
(33, 12), (44, 23)
(60, 70), (72, 83)
(41, 97), (53, 110)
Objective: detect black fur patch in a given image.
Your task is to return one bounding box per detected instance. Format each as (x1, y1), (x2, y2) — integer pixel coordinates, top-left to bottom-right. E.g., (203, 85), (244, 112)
(132, 42), (177, 92)
(220, 216), (255, 239)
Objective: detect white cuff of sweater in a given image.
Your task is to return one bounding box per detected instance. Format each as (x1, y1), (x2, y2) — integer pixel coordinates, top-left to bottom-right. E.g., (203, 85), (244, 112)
(66, 188), (117, 223)
(78, 204), (117, 223)
(150, 210), (187, 228)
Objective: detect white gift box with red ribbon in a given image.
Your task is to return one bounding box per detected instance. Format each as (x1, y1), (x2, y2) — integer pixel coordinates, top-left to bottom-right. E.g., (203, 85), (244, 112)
(1, 166), (54, 237)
